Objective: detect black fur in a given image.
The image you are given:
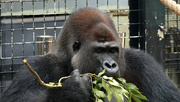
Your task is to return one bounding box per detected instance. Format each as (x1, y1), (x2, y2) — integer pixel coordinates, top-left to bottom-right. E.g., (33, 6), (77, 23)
(123, 49), (180, 102)
(0, 7), (180, 102)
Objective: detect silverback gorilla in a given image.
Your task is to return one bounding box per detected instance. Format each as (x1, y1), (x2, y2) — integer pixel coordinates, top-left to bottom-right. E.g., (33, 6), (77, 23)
(0, 7), (180, 102)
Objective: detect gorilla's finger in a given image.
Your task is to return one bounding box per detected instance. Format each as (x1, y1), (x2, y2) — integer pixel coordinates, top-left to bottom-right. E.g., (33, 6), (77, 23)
(82, 74), (90, 83)
(71, 69), (80, 76)
(71, 69), (80, 81)
(82, 74), (91, 89)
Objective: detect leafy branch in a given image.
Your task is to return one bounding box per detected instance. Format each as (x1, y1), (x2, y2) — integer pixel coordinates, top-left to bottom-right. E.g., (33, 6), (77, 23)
(23, 59), (68, 88)
(23, 59), (148, 102)
(88, 70), (148, 102)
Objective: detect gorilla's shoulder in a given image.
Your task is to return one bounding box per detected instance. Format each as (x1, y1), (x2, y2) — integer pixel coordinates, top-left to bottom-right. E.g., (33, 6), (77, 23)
(25, 53), (61, 71)
(124, 48), (158, 66)
(124, 48), (146, 59)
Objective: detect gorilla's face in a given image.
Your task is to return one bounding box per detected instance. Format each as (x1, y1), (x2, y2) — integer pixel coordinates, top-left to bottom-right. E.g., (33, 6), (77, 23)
(71, 40), (121, 78)
(64, 9), (124, 78)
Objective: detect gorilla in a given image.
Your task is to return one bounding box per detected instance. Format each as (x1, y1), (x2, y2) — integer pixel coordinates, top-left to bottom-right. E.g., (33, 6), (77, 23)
(0, 7), (180, 102)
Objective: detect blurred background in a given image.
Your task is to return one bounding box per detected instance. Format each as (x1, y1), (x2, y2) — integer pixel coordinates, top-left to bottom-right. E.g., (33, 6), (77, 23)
(0, 0), (180, 95)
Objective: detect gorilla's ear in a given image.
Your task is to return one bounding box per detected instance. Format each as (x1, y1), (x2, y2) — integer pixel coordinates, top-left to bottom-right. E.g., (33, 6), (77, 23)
(73, 41), (81, 53)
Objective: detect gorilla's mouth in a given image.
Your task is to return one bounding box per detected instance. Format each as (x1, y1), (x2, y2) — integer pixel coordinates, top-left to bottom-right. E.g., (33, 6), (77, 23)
(93, 67), (120, 87)
(99, 67), (120, 78)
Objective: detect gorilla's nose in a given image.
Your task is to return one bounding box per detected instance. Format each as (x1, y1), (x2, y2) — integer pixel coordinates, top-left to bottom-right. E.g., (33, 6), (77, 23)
(102, 60), (119, 73)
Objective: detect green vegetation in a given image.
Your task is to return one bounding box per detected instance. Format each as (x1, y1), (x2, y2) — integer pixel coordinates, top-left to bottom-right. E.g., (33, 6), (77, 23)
(23, 59), (148, 102)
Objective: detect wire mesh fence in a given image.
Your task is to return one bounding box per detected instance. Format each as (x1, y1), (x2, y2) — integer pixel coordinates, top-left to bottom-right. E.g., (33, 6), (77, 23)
(0, 0), (144, 95)
(164, 0), (180, 88)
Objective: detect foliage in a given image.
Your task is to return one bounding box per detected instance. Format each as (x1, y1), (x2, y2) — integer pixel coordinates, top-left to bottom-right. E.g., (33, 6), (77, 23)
(23, 59), (148, 102)
(88, 69), (148, 102)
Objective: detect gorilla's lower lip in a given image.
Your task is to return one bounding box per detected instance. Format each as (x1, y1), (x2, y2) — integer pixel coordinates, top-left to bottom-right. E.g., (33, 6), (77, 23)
(98, 67), (119, 78)
(105, 67), (119, 74)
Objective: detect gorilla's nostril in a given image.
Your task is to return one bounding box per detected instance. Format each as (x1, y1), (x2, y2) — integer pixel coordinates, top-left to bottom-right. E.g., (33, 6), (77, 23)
(112, 63), (117, 68)
(103, 60), (118, 69)
(105, 62), (111, 68)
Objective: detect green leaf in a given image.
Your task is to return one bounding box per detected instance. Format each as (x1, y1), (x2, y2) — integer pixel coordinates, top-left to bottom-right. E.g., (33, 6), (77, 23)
(112, 86), (124, 102)
(93, 89), (106, 98)
(102, 79), (112, 101)
(93, 80), (97, 84)
(108, 79), (121, 87)
(117, 78), (126, 83)
(92, 87), (95, 94)
(131, 95), (142, 102)
(93, 78), (99, 84)
(112, 84), (130, 102)
(97, 99), (103, 102)
(125, 94), (132, 102)
(107, 92), (113, 101)
(125, 83), (138, 90)
(102, 75), (113, 80)
(113, 92), (123, 102)
(98, 69), (106, 77)
(131, 89), (148, 101)
(95, 83), (103, 89)
(123, 92), (130, 99)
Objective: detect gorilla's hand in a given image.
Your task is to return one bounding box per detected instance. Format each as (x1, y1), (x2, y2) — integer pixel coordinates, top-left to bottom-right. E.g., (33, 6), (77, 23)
(60, 69), (92, 102)
(70, 69), (92, 95)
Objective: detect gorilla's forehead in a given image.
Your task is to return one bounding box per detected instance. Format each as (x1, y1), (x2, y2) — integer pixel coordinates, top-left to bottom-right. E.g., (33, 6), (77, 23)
(70, 8), (112, 26)
(67, 8), (118, 42)
(89, 22), (117, 42)
(88, 41), (119, 47)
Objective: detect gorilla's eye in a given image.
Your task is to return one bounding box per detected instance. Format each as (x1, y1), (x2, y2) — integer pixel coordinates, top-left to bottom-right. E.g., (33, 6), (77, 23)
(95, 47), (105, 53)
(73, 41), (81, 53)
(110, 47), (119, 53)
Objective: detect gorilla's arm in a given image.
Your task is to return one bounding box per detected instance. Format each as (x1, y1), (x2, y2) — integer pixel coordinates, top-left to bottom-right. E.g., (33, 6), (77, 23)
(0, 55), (91, 102)
(0, 56), (49, 102)
(124, 49), (180, 102)
(46, 69), (92, 102)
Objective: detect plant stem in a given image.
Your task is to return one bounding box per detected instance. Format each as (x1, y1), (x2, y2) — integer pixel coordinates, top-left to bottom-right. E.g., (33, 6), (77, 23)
(23, 59), (62, 88)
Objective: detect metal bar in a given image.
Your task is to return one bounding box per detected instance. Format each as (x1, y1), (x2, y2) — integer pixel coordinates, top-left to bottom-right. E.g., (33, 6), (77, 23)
(10, 1), (14, 86)
(117, 0), (119, 33)
(1, 41), (55, 45)
(129, 0), (139, 49)
(0, 13), (71, 18)
(96, 0), (98, 8)
(75, 0), (77, 10)
(107, 0), (109, 12)
(0, 1), (2, 94)
(1, 55), (42, 60)
(1, 26), (63, 32)
(43, 0), (46, 36)
(32, 0), (35, 56)
(64, 0), (67, 20)
(86, 0), (88, 7)
(0, 71), (18, 74)
(21, 1), (24, 62)
(54, 0), (57, 40)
